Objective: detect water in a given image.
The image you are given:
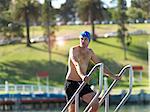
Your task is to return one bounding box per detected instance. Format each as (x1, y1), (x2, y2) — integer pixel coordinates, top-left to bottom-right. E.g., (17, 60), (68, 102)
(117, 104), (150, 112)
(98, 104), (150, 112)
(16, 104), (149, 112)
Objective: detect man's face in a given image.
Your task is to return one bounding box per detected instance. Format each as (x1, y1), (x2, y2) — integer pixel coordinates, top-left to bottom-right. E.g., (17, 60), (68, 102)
(80, 37), (89, 48)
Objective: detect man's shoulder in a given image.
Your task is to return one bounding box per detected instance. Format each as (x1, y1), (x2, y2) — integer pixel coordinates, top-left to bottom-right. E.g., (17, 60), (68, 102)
(88, 48), (94, 53)
(70, 45), (80, 50)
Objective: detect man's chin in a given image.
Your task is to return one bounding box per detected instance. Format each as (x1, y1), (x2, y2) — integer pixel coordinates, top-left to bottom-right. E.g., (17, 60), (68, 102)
(83, 46), (88, 48)
(80, 44), (88, 48)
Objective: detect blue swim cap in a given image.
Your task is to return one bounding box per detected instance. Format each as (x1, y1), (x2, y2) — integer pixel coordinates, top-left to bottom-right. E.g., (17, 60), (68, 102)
(79, 31), (91, 42)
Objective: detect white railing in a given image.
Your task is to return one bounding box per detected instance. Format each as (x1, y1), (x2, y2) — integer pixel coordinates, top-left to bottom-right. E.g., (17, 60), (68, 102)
(96, 64), (133, 112)
(0, 84), (64, 94)
(61, 64), (133, 112)
(61, 63), (104, 112)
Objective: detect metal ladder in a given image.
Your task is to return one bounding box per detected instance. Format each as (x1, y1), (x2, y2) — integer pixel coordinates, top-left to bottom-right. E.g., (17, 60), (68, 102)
(85, 64), (133, 112)
(61, 63), (104, 112)
(61, 64), (133, 112)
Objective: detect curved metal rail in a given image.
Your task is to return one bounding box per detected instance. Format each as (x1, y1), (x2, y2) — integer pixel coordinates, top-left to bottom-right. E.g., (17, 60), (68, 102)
(114, 66), (133, 112)
(83, 64), (104, 112)
(61, 63), (103, 112)
(95, 64), (133, 112)
(86, 64), (133, 112)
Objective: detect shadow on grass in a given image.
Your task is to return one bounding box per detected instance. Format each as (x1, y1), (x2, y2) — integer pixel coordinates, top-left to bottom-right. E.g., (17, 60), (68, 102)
(87, 57), (123, 86)
(0, 60), (67, 85)
(30, 45), (68, 57)
(128, 45), (148, 61)
(98, 57), (122, 73)
(95, 40), (147, 61)
(87, 56), (148, 87)
(87, 56), (128, 75)
(94, 40), (122, 50)
(30, 45), (48, 52)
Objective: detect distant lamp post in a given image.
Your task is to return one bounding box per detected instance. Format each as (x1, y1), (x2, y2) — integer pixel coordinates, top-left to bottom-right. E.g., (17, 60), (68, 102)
(38, 0), (65, 61)
(38, 0), (51, 61)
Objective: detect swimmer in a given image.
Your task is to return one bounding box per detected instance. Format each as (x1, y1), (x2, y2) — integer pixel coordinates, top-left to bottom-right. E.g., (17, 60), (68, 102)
(65, 31), (121, 112)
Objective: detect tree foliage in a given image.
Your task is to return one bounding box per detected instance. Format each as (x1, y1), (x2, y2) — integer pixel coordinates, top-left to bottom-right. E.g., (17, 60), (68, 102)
(0, 18), (23, 39)
(126, 7), (146, 19)
(10, 0), (40, 47)
(41, 0), (57, 35)
(108, 8), (118, 21)
(75, 0), (107, 40)
(75, 0), (107, 21)
(0, 0), (11, 12)
(0, 0), (23, 39)
(117, 0), (131, 60)
(131, 0), (150, 18)
(59, 0), (76, 22)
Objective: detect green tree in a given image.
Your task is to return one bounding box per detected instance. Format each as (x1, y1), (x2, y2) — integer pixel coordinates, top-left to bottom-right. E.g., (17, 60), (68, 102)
(41, 0), (57, 35)
(127, 7), (146, 20)
(131, 0), (150, 18)
(0, 0), (11, 12)
(108, 8), (118, 21)
(0, 0), (23, 39)
(10, 0), (40, 47)
(116, 0), (130, 60)
(59, 0), (76, 22)
(75, 0), (107, 41)
(41, 0), (57, 61)
(0, 18), (23, 39)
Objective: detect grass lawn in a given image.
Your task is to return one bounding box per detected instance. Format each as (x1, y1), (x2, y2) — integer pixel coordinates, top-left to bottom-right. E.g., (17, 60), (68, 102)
(0, 34), (149, 89)
(0, 24), (150, 93)
(29, 24), (150, 38)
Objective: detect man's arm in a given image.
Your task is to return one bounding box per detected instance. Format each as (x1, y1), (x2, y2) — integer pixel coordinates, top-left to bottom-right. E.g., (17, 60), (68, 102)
(90, 49), (120, 80)
(69, 47), (86, 81)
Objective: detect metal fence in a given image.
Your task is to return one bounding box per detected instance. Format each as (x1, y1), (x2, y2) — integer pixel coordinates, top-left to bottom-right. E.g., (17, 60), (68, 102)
(0, 84), (64, 94)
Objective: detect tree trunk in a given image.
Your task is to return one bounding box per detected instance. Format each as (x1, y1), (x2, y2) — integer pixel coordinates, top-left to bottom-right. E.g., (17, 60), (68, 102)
(25, 8), (30, 47)
(90, 8), (96, 41)
(91, 19), (96, 41)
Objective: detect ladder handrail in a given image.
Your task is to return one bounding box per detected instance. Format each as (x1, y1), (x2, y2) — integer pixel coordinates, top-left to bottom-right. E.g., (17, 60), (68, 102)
(97, 64), (133, 110)
(83, 63), (104, 112)
(114, 66), (133, 112)
(104, 77), (109, 112)
(61, 63), (103, 112)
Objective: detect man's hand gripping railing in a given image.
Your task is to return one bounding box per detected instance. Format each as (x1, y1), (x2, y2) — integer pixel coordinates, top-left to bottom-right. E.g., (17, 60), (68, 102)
(96, 64), (133, 112)
(86, 64), (133, 112)
(61, 63), (104, 112)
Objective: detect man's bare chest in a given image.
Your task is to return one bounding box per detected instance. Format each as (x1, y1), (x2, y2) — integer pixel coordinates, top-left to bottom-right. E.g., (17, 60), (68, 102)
(78, 50), (91, 62)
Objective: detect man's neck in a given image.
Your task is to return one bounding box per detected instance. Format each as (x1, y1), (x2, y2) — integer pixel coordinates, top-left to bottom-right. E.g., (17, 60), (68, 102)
(79, 45), (88, 49)
(79, 45), (86, 49)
